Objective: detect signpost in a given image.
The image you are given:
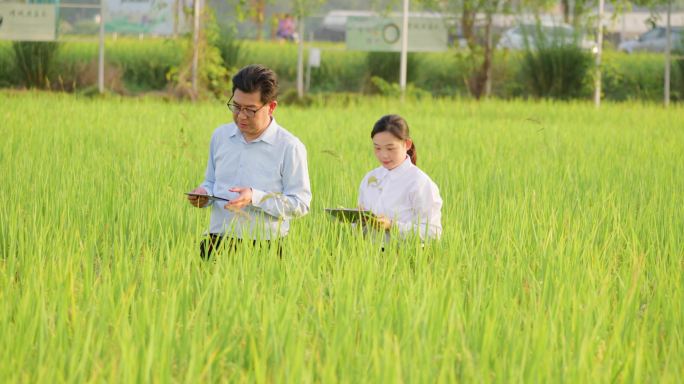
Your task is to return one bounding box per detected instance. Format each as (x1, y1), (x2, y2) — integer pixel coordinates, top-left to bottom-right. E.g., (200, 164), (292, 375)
(399, 0), (408, 100)
(0, 3), (57, 41)
(105, 0), (184, 35)
(345, 15), (448, 52)
(594, 0), (604, 108)
(665, 0), (672, 107)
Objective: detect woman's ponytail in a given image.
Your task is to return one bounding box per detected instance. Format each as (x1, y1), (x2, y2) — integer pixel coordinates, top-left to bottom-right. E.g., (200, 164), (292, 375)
(407, 142), (417, 165)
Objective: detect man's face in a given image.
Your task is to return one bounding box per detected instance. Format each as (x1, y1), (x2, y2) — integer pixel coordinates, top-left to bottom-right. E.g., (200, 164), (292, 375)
(230, 89), (277, 140)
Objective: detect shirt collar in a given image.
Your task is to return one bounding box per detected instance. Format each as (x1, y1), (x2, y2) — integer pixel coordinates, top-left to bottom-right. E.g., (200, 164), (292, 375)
(377, 155), (412, 179)
(229, 118), (279, 145)
(390, 155), (412, 175)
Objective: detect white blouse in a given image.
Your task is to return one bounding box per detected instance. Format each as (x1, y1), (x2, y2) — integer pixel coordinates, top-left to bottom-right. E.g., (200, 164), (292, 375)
(358, 156), (442, 240)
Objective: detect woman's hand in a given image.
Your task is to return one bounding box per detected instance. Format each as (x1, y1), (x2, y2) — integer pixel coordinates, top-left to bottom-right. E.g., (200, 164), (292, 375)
(367, 215), (392, 231)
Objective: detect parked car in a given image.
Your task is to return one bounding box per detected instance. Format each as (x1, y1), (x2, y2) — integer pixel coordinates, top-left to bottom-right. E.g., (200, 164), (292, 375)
(497, 23), (597, 53)
(618, 27), (683, 53)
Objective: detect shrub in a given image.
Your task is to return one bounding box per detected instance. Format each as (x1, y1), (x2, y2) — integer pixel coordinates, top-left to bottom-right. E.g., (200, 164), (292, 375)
(0, 39), (681, 103)
(601, 52), (664, 102)
(671, 55), (684, 101)
(108, 39), (185, 91)
(12, 41), (60, 88)
(520, 44), (593, 100)
(216, 28), (243, 71)
(0, 43), (17, 87)
(369, 76), (431, 99)
(166, 9), (230, 99)
(364, 51), (418, 93)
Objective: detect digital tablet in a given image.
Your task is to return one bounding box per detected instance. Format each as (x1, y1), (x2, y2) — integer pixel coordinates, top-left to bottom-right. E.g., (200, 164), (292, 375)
(325, 208), (374, 223)
(185, 192), (230, 202)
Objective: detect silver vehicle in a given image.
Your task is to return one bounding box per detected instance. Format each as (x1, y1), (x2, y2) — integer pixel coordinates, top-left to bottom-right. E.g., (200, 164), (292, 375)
(618, 27), (683, 53)
(497, 23), (597, 53)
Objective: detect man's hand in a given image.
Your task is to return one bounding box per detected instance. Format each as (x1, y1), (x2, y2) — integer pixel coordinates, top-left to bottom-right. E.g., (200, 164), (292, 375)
(187, 187), (209, 208)
(225, 187), (253, 210)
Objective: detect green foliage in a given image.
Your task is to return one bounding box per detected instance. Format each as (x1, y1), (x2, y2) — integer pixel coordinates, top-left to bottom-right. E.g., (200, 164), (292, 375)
(110, 39), (185, 91)
(279, 88), (314, 106)
(308, 49), (367, 93)
(167, 8), (231, 99)
(600, 51), (664, 102)
(364, 51), (418, 93)
(12, 41), (60, 89)
(674, 57), (684, 101)
(0, 43), (17, 87)
(369, 76), (432, 99)
(215, 27), (243, 71)
(1, 92), (683, 381)
(520, 44), (593, 99)
(0, 39), (681, 102)
(410, 52), (468, 97)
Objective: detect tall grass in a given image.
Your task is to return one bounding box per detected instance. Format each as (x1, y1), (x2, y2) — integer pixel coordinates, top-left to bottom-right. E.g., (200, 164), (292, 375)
(1, 40), (678, 101)
(0, 92), (682, 382)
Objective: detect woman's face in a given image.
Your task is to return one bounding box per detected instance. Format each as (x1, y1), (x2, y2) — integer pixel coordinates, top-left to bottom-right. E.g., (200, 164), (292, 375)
(372, 131), (412, 170)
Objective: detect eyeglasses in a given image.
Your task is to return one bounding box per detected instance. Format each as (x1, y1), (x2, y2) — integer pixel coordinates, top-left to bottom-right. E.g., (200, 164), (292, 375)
(226, 96), (268, 118)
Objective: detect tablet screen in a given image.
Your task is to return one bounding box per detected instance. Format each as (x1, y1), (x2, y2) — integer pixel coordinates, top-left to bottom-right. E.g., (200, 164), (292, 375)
(325, 208), (374, 223)
(185, 192), (230, 202)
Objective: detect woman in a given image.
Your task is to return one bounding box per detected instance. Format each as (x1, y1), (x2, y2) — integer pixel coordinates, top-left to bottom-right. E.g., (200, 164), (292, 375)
(358, 114), (442, 241)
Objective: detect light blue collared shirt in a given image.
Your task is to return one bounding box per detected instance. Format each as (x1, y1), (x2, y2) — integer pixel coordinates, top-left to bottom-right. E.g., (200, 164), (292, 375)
(200, 118), (311, 240)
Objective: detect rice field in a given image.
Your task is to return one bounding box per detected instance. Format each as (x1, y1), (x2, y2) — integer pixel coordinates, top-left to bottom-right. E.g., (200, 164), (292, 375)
(0, 91), (682, 382)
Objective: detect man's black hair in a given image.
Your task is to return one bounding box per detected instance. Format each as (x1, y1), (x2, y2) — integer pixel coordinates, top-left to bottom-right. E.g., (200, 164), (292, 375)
(231, 64), (278, 104)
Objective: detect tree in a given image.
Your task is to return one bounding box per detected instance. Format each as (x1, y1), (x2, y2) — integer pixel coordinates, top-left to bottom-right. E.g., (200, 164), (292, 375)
(233, 0), (271, 40)
(558, 0), (675, 27)
(418, 0), (519, 99)
(291, 0), (325, 98)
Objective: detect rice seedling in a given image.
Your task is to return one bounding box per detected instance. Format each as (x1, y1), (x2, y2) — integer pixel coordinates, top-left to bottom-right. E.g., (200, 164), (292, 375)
(0, 92), (682, 382)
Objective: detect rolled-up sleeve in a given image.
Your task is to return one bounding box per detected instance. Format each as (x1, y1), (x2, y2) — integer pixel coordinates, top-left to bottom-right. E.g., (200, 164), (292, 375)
(251, 141), (311, 219)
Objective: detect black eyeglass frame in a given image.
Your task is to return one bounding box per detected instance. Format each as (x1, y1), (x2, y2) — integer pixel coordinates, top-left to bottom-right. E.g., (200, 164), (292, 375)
(226, 95), (269, 118)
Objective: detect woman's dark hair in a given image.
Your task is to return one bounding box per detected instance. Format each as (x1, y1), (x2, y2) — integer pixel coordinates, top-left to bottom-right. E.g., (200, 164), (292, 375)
(371, 114), (417, 165)
(232, 64), (279, 104)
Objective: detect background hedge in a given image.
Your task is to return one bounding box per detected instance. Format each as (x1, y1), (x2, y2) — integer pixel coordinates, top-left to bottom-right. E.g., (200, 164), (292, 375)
(0, 39), (681, 102)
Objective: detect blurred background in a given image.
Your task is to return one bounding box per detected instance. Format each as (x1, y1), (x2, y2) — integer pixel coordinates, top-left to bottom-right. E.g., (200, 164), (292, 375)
(1, 0), (683, 103)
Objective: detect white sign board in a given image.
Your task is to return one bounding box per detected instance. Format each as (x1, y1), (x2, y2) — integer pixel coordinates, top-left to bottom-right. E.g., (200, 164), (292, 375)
(308, 48), (321, 67)
(0, 3), (56, 41)
(106, 0), (187, 35)
(346, 16), (448, 52)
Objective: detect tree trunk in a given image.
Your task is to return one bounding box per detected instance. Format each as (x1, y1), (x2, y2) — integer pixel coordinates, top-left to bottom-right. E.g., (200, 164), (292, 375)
(462, 5), (475, 47)
(573, 0), (584, 27)
(252, 0), (265, 40)
(468, 11), (493, 99)
(561, 0), (570, 24)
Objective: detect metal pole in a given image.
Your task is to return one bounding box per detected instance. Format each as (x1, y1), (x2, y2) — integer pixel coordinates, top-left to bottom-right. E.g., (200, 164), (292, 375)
(191, 0), (200, 96)
(664, 0), (672, 107)
(594, 0), (604, 107)
(98, 0), (104, 94)
(296, 16), (305, 98)
(399, 0), (409, 101)
(305, 33), (313, 93)
(173, 0), (179, 38)
(305, 57), (311, 93)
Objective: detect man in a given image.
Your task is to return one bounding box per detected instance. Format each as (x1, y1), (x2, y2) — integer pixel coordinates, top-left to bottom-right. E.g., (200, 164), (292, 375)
(187, 64), (311, 259)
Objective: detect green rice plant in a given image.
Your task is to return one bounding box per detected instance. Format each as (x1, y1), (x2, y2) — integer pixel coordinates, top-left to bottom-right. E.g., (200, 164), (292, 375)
(1, 92), (682, 382)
